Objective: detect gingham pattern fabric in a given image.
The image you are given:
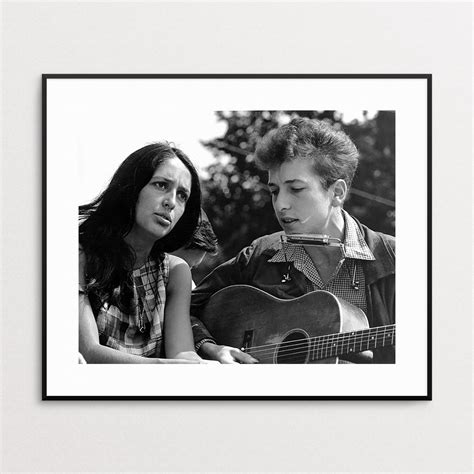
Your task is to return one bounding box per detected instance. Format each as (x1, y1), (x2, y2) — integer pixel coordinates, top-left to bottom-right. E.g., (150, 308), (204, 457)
(268, 210), (375, 313)
(92, 255), (169, 357)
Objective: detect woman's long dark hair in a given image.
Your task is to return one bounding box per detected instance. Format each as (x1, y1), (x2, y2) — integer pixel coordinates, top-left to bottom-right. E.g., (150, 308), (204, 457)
(79, 142), (201, 312)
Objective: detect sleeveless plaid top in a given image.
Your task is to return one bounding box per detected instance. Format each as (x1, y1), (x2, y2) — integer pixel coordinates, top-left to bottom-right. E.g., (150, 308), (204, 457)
(81, 253), (169, 358)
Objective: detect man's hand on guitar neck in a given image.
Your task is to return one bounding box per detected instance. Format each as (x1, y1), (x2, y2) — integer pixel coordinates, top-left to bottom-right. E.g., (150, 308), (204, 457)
(199, 343), (259, 364)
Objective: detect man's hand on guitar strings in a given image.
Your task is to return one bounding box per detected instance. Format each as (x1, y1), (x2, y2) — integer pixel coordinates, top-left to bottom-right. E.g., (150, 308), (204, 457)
(219, 345), (259, 364)
(201, 343), (259, 364)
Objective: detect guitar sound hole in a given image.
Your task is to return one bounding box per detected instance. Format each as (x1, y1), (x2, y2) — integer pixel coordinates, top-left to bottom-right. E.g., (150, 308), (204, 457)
(276, 330), (309, 364)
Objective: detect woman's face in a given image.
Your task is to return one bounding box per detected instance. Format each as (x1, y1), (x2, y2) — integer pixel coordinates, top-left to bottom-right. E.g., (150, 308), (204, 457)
(130, 157), (192, 246)
(268, 159), (335, 235)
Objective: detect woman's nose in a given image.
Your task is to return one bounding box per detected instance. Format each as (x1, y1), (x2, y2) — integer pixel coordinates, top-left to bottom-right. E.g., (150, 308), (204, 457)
(163, 193), (176, 210)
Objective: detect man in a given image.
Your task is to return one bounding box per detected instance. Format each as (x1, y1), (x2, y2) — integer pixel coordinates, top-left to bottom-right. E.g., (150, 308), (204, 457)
(191, 118), (395, 363)
(172, 210), (218, 288)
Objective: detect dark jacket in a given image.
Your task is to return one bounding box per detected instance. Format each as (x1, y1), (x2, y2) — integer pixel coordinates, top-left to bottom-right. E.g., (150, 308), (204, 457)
(191, 219), (395, 363)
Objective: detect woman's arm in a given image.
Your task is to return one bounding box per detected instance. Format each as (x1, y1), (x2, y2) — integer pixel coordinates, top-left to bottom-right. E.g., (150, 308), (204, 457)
(78, 251), (197, 364)
(79, 293), (197, 364)
(164, 255), (202, 361)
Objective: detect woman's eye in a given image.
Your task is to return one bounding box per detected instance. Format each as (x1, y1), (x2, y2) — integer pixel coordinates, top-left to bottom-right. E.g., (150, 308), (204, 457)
(154, 181), (167, 190)
(269, 189), (278, 196)
(177, 191), (188, 202)
(291, 188), (304, 193)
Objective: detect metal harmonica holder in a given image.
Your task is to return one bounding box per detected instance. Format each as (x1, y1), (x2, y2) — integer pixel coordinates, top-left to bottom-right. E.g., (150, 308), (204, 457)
(279, 234), (343, 284)
(280, 234), (343, 247)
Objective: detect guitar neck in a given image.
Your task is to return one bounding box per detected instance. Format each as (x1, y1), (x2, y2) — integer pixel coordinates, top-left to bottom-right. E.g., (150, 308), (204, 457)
(310, 325), (396, 361)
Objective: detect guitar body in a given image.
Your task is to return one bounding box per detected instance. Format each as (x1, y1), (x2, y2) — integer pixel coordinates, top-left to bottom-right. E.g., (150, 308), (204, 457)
(200, 285), (372, 364)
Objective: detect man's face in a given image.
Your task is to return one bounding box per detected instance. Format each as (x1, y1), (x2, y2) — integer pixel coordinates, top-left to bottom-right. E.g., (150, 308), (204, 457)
(172, 248), (206, 269)
(182, 249), (206, 269)
(268, 159), (333, 235)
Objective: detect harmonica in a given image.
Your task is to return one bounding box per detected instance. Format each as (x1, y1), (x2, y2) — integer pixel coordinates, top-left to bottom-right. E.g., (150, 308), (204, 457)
(280, 234), (343, 247)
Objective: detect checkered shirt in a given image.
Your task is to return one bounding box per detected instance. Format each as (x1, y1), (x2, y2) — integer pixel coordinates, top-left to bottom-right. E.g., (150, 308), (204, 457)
(268, 211), (375, 313)
(91, 255), (169, 357)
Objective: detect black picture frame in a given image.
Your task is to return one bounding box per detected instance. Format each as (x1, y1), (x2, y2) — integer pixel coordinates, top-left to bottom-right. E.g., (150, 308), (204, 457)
(42, 74), (431, 400)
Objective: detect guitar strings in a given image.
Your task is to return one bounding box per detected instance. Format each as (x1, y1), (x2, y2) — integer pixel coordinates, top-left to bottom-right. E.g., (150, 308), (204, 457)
(242, 324), (395, 352)
(245, 328), (395, 361)
(247, 331), (396, 355)
(247, 335), (396, 362)
(247, 336), (396, 360)
(244, 325), (395, 352)
(248, 337), (394, 357)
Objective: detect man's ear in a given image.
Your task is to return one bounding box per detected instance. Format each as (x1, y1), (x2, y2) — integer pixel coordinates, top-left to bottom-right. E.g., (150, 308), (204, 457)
(331, 179), (347, 206)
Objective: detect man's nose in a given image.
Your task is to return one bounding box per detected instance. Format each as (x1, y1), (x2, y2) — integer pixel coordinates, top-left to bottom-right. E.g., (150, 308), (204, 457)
(274, 192), (290, 211)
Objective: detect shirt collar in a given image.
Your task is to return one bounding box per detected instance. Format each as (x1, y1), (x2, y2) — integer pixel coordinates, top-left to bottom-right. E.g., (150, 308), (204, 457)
(268, 210), (375, 263)
(342, 210), (375, 261)
(268, 241), (302, 263)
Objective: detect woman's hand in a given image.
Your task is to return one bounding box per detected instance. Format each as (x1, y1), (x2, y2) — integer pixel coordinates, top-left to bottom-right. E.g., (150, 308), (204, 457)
(171, 351), (220, 364)
(200, 343), (258, 364)
(172, 350), (205, 363)
(155, 357), (200, 364)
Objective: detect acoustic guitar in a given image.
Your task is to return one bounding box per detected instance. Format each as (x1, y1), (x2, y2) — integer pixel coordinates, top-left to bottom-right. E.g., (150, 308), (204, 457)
(200, 285), (395, 364)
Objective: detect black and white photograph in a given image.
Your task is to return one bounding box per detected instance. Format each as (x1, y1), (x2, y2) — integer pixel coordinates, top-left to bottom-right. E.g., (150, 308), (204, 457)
(43, 75), (430, 399)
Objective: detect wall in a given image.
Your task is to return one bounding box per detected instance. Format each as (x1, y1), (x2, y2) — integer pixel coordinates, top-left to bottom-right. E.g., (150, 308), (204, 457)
(1, 1), (472, 472)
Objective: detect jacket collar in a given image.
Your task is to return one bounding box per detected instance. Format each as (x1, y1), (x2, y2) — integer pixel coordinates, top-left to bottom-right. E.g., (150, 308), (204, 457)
(356, 220), (395, 285)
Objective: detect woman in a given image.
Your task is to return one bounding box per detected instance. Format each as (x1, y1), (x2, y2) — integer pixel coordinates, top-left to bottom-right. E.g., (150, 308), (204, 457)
(79, 142), (203, 363)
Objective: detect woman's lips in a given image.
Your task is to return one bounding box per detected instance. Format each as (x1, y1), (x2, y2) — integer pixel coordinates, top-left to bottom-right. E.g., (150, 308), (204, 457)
(154, 213), (171, 226)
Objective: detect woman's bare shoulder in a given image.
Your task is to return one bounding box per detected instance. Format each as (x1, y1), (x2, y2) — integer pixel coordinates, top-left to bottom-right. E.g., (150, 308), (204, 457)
(167, 253), (188, 270)
(166, 254), (191, 291)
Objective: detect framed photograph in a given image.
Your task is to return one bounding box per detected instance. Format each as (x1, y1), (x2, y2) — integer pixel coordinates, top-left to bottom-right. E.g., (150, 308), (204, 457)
(43, 74), (431, 400)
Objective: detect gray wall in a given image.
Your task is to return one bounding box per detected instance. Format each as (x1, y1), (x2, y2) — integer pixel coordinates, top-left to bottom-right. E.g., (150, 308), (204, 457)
(1, 1), (472, 472)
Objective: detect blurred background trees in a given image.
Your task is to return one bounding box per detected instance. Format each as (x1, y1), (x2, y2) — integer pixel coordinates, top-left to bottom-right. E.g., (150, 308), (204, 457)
(193, 110), (395, 283)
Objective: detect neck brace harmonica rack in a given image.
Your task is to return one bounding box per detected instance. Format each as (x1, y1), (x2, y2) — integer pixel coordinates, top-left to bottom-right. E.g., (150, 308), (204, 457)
(280, 234), (343, 247)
